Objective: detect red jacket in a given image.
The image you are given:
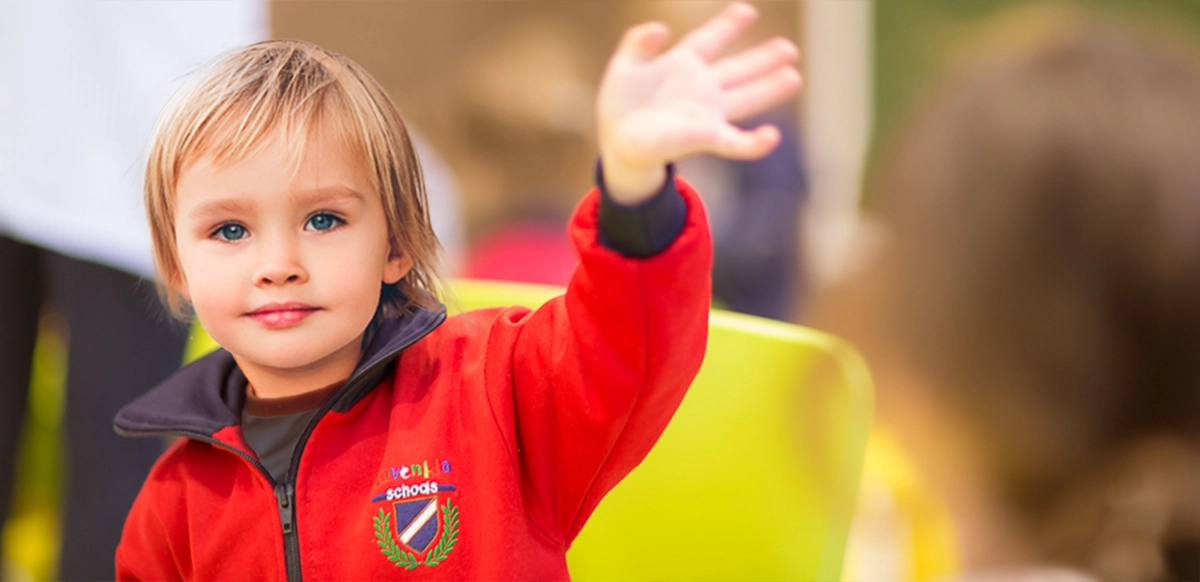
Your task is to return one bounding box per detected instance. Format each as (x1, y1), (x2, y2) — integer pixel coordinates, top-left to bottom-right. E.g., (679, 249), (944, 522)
(113, 180), (711, 580)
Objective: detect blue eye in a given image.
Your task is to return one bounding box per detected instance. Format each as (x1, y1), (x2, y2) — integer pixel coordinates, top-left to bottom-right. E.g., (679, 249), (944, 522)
(214, 223), (247, 241)
(306, 213), (343, 232)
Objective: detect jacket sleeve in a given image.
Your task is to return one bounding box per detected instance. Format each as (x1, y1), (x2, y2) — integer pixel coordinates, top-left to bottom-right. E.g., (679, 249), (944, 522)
(483, 174), (712, 547)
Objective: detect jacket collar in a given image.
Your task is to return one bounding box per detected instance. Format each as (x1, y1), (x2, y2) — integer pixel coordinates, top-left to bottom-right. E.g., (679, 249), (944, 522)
(113, 305), (446, 439)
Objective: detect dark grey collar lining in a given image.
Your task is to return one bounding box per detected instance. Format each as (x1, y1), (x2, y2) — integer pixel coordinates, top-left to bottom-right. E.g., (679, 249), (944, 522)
(113, 305), (446, 438)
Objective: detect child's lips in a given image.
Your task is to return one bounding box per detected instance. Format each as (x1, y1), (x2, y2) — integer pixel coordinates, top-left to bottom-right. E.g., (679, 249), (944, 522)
(245, 302), (320, 328)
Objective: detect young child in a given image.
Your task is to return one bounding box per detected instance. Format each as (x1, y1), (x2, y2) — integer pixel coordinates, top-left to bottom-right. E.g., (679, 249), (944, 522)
(113, 3), (799, 579)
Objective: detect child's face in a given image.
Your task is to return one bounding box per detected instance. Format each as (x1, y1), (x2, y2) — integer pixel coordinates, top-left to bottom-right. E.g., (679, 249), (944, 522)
(172, 126), (409, 390)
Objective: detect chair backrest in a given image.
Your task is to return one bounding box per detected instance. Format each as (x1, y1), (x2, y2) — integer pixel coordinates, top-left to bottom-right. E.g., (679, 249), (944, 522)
(447, 278), (875, 581)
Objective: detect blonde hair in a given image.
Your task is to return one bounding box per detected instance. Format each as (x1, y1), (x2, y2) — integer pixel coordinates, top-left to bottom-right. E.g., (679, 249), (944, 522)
(145, 39), (441, 318)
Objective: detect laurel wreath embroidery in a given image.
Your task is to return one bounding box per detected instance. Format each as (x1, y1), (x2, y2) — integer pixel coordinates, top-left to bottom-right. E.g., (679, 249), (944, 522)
(374, 499), (460, 568)
(423, 499), (459, 566)
(374, 508), (418, 569)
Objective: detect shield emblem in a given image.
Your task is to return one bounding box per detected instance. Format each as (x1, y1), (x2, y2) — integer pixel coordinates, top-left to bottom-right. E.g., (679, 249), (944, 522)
(393, 497), (440, 552)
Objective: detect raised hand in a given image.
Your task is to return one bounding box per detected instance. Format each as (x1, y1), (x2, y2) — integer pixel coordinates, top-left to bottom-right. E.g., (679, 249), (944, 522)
(596, 2), (802, 204)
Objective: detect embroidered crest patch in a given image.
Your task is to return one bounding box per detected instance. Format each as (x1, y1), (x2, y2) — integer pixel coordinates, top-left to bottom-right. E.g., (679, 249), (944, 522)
(373, 497), (460, 568)
(371, 458), (459, 568)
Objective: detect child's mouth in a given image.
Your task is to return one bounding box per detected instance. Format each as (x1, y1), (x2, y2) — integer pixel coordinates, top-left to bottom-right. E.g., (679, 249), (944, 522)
(246, 303), (320, 328)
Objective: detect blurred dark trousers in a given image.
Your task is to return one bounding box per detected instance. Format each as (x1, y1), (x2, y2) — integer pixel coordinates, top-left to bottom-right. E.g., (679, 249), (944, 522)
(0, 235), (187, 580)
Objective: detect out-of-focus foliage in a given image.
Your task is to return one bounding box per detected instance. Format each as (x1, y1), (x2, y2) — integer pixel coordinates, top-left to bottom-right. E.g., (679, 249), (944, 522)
(3, 313), (66, 582)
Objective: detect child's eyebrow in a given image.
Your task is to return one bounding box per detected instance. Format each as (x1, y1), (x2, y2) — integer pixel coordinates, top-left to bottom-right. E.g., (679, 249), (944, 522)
(187, 198), (250, 222)
(290, 186), (367, 208)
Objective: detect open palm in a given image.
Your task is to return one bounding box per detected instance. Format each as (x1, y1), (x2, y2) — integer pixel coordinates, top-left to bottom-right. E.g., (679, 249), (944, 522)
(597, 2), (802, 203)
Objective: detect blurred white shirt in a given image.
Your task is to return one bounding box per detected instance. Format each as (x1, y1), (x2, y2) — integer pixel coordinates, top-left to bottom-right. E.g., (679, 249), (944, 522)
(0, 1), (268, 277)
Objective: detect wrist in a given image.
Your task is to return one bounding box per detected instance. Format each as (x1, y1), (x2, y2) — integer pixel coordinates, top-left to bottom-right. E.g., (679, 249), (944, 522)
(599, 154), (667, 205)
(597, 162), (686, 258)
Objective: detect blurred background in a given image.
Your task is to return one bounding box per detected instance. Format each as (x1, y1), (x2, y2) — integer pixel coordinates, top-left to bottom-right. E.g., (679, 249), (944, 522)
(6, 1), (1200, 580)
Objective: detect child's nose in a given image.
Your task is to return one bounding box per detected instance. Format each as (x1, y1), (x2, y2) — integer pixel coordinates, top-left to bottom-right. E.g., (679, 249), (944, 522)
(254, 239), (308, 286)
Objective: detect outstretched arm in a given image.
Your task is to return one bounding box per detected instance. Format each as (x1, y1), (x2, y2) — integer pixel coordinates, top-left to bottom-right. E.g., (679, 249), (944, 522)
(488, 2), (804, 545)
(597, 1), (802, 203)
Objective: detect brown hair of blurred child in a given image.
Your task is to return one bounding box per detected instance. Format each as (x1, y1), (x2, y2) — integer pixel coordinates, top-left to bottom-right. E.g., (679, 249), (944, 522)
(861, 9), (1200, 581)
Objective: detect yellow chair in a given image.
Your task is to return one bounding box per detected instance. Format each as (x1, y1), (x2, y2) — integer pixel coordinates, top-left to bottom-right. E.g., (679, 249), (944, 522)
(185, 279), (876, 580)
(841, 426), (961, 582)
(449, 279), (875, 581)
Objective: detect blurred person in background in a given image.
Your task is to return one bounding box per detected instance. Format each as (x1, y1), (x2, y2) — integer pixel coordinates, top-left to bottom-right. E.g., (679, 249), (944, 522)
(819, 7), (1200, 581)
(0, 3), (265, 578)
(677, 109), (807, 320)
(455, 16), (600, 286)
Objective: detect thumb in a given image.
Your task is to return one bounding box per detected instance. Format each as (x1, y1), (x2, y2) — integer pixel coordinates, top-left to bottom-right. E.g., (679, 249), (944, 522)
(616, 21), (671, 62)
(709, 124), (781, 160)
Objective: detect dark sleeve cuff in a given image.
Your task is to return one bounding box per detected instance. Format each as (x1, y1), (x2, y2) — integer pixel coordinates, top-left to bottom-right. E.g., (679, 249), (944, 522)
(596, 161), (688, 258)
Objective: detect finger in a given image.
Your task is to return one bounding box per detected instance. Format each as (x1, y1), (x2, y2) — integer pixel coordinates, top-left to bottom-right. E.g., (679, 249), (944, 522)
(709, 124), (782, 160)
(714, 37), (799, 89)
(676, 2), (758, 61)
(615, 21), (672, 62)
(724, 66), (803, 121)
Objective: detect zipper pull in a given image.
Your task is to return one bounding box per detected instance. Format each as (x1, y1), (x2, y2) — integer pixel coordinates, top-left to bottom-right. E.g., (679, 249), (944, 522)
(275, 482), (295, 535)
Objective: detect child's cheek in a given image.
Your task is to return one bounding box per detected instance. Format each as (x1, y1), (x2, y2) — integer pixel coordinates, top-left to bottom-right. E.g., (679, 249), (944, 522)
(184, 257), (245, 349)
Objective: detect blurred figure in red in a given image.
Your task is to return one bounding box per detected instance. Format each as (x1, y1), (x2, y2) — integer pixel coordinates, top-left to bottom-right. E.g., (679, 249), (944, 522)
(455, 16), (600, 287)
(820, 8), (1200, 581)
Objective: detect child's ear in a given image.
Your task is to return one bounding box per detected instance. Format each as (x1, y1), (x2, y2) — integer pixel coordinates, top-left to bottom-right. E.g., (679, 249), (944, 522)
(382, 247), (413, 285)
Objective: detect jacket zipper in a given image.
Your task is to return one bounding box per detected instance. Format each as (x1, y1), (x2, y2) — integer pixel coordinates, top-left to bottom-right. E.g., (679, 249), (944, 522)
(275, 481), (300, 581)
(275, 352), (399, 581)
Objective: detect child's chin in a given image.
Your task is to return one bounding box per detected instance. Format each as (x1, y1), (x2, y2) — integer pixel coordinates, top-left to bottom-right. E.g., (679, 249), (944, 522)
(232, 343), (354, 374)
